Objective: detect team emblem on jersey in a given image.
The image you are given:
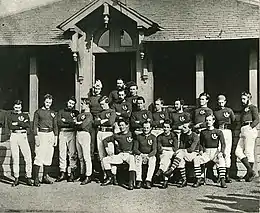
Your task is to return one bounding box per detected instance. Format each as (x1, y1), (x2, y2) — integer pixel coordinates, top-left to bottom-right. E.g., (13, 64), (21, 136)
(223, 112), (230, 118)
(122, 105), (128, 111)
(106, 113), (111, 118)
(51, 112), (55, 118)
(133, 99), (137, 104)
(71, 112), (75, 118)
(81, 114), (86, 120)
(211, 133), (218, 140)
(127, 137), (133, 143)
(179, 116), (185, 122)
(199, 110), (205, 115)
(142, 114), (148, 119)
(244, 107), (249, 112)
(169, 139), (173, 144)
(147, 139), (153, 145)
(18, 116), (24, 122)
(160, 113), (165, 119)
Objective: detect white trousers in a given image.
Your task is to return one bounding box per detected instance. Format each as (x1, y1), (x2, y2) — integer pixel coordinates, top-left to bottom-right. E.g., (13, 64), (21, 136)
(235, 125), (258, 163)
(76, 131), (92, 176)
(176, 149), (201, 168)
(159, 148), (175, 172)
(135, 155), (156, 182)
(10, 133), (32, 178)
(34, 132), (54, 167)
(220, 129), (232, 168)
(200, 148), (225, 168)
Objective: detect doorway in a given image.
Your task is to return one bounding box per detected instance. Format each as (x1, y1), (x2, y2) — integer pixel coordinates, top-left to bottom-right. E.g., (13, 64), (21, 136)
(94, 52), (136, 96)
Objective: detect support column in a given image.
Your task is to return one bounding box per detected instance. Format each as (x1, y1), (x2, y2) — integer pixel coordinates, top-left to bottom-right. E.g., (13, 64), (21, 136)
(29, 57), (38, 121)
(196, 54), (204, 98)
(249, 49), (258, 106)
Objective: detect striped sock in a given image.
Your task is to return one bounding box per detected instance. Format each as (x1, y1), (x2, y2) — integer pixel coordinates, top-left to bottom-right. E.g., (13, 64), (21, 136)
(171, 157), (181, 170)
(194, 166), (201, 179)
(219, 167), (226, 179)
(180, 168), (186, 181)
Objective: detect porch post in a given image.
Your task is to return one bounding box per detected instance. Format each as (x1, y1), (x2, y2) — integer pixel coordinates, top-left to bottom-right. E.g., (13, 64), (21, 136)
(29, 56), (38, 121)
(196, 54), (204, 98)
(249, 49), (258, 106)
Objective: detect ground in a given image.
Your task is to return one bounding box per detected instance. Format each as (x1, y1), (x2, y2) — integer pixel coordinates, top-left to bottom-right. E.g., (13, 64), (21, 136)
(0, 177), (259, 213)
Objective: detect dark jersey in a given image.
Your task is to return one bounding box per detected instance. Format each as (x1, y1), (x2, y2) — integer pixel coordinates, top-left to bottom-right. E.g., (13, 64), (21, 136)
(133, 133), (157, 157)
(152, 111), (169, 128)
(200, 128), (225, 152)
(193, 107), (213, 128)
(76, 112), (93, 132)
(214, 107), (235, 128)
(130, 110), (153, 129)
(170, 111), (191, 130)
(241, 104), (259, 128)
(111, 100), (132, 120)
(89, 94), (102, 117)
(157, 132), (178, 153)
(94, 109), (116, 127)
(179, 132), (200, 152)
(6, 112), (30, 131)
(57, 108), (79, 129)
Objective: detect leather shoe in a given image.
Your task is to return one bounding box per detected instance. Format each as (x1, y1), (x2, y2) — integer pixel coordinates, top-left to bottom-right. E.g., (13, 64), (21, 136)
(101, 177), (113, 186)
(42, 175), (53, 184)
(55, 172), (66, 182)
(144, 181), (151, 189)
(12, 178), (19, 187)
(220, 178), (227, 188)
(135, 181), (142, 189)
(80, 176), (91, 185)
(164, 168), (174, 177)
(178, 179), (187, 188)
(26, 178), (33, 186)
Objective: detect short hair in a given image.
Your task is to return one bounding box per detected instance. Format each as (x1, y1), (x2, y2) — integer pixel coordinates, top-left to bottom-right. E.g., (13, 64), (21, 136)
(68, 96), (76, 103)
(143, 121), (151, 127)
(81, 98), (90, 106)
(117, 118), (129, 125)
(217, 94), (226, 101)
(163, 119), (172, 127)
(241, 91), (252, 99)
(94, 79), (103, 89)
(117, 89), (126, 94)
(174, 98), (185, 105)
(127, 81), (138, 88)
(44, 94), (53, 101)
(98, 96), (109, 103)
(117, 78), (124, 82)
(137, 96), (145, 103)
(199, 92), (210, 100)
(155, 98), (164, 105)
(13, 100), (22, 106)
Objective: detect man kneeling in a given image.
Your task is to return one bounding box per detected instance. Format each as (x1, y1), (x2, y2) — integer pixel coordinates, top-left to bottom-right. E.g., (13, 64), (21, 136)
(164, 121), (202, 188)
(102, 119), (136, 190)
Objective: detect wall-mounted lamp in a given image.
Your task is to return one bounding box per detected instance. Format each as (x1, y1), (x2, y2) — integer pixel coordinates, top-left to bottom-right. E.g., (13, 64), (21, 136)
(70, 33), (79, 61)
(103, 3), (109, 28)
(142, 68), (149, 83)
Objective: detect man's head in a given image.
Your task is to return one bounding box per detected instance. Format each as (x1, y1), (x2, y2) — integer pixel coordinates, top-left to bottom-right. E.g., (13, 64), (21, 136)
(116, 78), (125, 90)
(117, 119), (129, 133)
(174, 98), (184, 111)
(93, 79), (102, 95)
(13, 100), (22, 113)
(143, 122), (152, 135)
(67, 96), (76, 109)
(241, 91), (252, 106)
(118, 89), (126, 101)
(182, 121), (193, 134)
(205, 114), (215, 128)
(43, 94), (53, 109)
(217, 94), (226, 108)
(154, 98), (164, 112)
(163, 120), (172, 134)
(99, 96), (109, 110)
(81, 98), (90, 111)
(128, 82), (138, 96)
(199, 92), (210, 107)
(137, 96), (145, 110)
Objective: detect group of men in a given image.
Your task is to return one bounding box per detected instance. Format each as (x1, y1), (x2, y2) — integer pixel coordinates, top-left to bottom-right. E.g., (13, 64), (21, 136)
(5, 78), (259, 190)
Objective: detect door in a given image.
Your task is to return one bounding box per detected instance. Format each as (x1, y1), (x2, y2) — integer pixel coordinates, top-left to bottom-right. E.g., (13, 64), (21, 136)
(94, 52), (136, 96)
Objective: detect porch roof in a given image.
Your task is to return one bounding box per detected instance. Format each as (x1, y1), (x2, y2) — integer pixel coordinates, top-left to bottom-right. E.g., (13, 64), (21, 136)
(0, 0), (258, 45)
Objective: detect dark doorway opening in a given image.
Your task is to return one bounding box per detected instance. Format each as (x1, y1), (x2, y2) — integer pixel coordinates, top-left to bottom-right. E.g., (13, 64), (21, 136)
(95, 52), (136, 96)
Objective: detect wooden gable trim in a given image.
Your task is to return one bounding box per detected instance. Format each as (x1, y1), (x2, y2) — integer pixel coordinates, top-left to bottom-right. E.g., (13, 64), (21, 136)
(57, 0), (159, 31)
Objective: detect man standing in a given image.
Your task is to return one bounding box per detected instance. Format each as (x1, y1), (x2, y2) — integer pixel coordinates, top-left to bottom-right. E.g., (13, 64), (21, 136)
(151, 98), (169, 137)
(199, 114), (227, 188)
(155, 120), (178, 188)
(6, 100), (33, 187)
(102, 119), (136, 190)
(89, 80), (103, 118)
(108, 78), (125, 105)
(164, 121), (202, 188)
(133, 122), (157, 189)
(214, 95), (235, 183)
(126, 82), (139, 112)
(56, 97), (79, 182)
(235, 91), (259, 182)
(94, 96), (116, 180)
(75, 98), (93, 185)
(130, 97), (153, 135)
(33, 94), (58, 187)
(111, 89), (132, 133)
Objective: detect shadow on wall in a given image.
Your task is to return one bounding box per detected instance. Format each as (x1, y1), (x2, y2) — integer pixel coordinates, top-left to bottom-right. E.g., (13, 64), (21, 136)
(197, 184), (260, 212)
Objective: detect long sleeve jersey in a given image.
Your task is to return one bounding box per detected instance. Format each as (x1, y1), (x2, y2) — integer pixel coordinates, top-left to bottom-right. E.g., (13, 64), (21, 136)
(200, 128), (225, 153)
(170, 111), (191, 130)
(103, 131), (134, 154)
(6, 111), (30, 131)
(33, 107), (58, 136)
(57, 108), (79, 129)
(241, 104), (259, 128)
(111, 100), (132, 120)
(108, 90), (119, 104)
(130, 110), (153, 129)
(214, 107), (235, 128)
(89, 94), (102, 117)
(126, 95), (139, 112)
(133, 133), (157, 157)
(193, 107), (213, 128)
(76, 112), (93, 132)
(157, 132), (178, 153)
(179, 132), (200, 152)
(94, 108), (116, 127)
(152, 111), (169, 128)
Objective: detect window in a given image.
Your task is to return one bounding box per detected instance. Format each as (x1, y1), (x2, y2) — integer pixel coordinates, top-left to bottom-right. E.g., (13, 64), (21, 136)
(120, 30), (132, 47)
(98, 30), (110, 47)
